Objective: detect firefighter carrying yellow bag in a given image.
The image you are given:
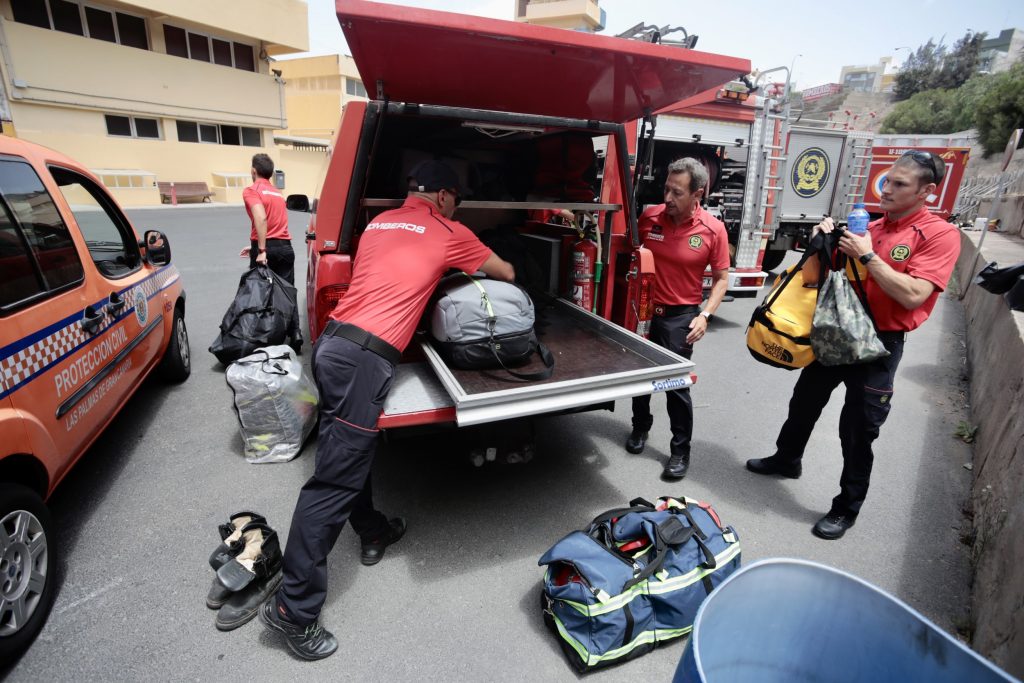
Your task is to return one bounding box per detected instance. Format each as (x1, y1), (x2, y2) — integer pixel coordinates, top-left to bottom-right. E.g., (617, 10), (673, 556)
(746, 235), (827, 370)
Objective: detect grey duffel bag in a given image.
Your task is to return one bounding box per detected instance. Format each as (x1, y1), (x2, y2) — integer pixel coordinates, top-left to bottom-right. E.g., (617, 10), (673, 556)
(430, 274), (554, 380)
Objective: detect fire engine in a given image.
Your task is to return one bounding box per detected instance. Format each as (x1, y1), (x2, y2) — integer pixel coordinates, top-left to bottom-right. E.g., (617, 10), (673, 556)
(297, 0), (750, 430)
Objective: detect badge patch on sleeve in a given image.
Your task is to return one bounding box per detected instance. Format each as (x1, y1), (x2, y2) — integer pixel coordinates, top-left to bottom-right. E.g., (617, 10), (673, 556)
(688, 235), (703, 249)
(890, 245), (911, 262)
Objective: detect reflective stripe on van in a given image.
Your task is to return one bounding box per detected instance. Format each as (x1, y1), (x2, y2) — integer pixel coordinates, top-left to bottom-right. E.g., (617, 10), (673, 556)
(0, 265), (180, 400)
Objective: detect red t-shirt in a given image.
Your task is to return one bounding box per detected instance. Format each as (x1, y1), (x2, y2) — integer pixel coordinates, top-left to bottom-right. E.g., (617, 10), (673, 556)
(244, 178), (290, 241)
(330, 196), (493, 351)
(864, 207), (960, 332)
(639, 204), (730, 306)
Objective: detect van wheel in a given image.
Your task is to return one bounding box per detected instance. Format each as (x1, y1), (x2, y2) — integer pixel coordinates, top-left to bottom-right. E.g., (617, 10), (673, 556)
(159, 307), (191, 383)
(0, 484), (57, 661)
(760, 249), (787, 272)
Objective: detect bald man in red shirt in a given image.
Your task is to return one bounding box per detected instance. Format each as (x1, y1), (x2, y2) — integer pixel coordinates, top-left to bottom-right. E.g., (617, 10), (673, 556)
(261, 161), (513, 660)
(747, 151), (961, 540)
(626, 158), (730, 480)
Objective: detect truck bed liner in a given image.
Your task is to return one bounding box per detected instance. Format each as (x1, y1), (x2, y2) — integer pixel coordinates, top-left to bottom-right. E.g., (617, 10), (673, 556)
(395, 299), (694, 426)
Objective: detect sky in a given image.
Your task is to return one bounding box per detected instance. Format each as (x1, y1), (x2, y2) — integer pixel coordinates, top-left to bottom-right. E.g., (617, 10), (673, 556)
(291, 0), (1024, 91)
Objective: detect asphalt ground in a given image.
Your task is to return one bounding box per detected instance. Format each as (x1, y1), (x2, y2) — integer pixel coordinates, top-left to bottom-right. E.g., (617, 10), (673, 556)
(4, 206), (976, 681)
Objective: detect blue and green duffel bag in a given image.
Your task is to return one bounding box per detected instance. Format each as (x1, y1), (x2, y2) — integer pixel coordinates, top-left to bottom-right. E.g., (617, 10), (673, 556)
(538, 496), (741, 672)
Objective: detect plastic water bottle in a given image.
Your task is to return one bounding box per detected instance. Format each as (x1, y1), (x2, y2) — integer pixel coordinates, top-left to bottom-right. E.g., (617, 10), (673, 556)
(847, 203), (870, 236)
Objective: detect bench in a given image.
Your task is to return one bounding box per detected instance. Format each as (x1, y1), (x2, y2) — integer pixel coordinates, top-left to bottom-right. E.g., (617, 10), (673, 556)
(157, 181), (214, 204)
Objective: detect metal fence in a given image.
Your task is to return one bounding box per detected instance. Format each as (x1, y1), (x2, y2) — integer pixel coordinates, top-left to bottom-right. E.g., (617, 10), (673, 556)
(953, 168), (1024, 227)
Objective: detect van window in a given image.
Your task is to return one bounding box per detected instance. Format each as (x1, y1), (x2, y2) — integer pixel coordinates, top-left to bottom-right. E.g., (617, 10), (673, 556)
(0, 159), (84, 308)
(49, 166), (141, 278)
(0, 205), (44, 307)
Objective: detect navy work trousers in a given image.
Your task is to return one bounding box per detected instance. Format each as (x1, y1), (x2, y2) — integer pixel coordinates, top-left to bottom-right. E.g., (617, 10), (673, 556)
(773, 335), (906, 516)
(631, 307), (699, 457)
(277, 334), (394, 625)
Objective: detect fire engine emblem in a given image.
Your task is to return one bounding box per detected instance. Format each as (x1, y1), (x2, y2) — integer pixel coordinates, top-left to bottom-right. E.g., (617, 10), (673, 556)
(132, 286), (148, 326)
(890, 245), (911, 262)
(688, 235), (703, 249)
(792, 147), (830, 198)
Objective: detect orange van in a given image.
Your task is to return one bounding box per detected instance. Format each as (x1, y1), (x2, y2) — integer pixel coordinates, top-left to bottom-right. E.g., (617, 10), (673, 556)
(0, 136), (190, 658)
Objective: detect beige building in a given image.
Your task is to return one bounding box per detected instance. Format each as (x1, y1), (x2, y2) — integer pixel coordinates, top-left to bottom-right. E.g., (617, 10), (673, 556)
(515, 0), (604, 31)
(274, 53), (368, 144)
(839, 57), (895, 93)
(0, 0), (325, 205)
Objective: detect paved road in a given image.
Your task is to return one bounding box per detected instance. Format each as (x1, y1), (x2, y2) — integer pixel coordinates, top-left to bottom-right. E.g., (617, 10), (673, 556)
(5, 206), (975, 681)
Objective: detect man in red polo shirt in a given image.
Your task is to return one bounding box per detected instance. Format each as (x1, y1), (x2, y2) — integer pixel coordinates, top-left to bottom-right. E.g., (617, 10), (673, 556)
(747, 151), (961, 540)
(626, 158), (730, 480)
(261, 160), (513, 660)
(241, 153), (302, 350)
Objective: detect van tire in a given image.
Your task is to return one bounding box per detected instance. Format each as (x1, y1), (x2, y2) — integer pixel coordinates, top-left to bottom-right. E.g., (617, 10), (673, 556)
(0, 483), (57, 662)
(760, 249), (787, 272)
(159, 307), (191, 383)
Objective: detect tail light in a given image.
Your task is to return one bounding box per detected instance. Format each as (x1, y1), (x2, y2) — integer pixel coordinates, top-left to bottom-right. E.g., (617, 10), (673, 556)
(636, 272), (654, 337)
(737, 275), (766, 288)
(315, 284), (348, 338)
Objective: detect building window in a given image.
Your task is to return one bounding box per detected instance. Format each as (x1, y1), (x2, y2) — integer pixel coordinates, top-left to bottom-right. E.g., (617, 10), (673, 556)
(105, 114), (160, 139)
(345, 78), (367, 97)
(12, 0), (149, 50)
(176, 121), (261, 147)
(163, 23), (255, 71)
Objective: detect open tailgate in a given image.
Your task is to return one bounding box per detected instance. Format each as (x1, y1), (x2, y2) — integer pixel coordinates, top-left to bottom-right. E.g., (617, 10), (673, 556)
(336, 0), (750, 123)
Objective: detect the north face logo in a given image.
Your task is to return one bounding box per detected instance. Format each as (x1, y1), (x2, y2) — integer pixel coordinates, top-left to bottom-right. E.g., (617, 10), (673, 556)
(761, 341), (794, 364)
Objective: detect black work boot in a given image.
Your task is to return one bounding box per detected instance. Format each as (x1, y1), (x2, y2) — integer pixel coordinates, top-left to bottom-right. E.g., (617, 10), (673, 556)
(662, 453), (690, 480)
(206, 578), (232, 610)
(216, 570), (283, 631)
(812, 512), (856, 540)
(625, 430), (648, 454)
(746, 455), (802, 479)
(361, 517), (407, 566)
(260, 595), (338, 660)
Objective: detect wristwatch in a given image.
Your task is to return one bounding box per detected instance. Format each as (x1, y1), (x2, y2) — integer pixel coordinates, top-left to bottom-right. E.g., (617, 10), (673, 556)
(700, 310), (713, 322)
(859, 251), (876, 265)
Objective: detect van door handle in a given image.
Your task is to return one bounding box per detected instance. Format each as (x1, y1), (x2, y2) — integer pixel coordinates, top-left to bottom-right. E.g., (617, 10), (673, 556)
(80, 304), (106, 335)
(107, 290), (127, 313)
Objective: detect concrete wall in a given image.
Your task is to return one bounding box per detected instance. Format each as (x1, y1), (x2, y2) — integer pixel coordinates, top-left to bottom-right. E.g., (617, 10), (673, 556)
(953, 230), (1024, 679)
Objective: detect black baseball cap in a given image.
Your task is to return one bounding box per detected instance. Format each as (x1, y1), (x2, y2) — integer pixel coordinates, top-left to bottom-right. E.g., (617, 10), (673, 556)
(407, 160), (462, 194)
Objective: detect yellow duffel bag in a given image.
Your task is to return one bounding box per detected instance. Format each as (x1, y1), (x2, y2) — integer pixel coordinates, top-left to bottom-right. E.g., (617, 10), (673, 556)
(746, 256), (820, 370)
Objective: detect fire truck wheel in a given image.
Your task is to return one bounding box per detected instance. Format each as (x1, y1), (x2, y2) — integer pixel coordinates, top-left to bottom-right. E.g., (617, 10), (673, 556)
(0, 483), (57, 662)
(761, 249), (787, 272)
(159, 306), (191, 383)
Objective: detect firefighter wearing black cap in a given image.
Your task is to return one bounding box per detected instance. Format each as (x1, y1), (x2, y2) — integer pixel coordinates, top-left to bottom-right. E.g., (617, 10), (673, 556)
(261, 161), (514, 660)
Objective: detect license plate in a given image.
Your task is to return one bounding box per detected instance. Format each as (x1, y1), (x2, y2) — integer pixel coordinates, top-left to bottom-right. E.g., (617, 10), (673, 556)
(702, 276), (712, 288)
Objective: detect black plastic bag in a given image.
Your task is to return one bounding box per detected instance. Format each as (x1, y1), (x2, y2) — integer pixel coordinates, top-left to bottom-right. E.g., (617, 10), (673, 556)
(209, 266), (297, 365)
(974, 261), (1024, 294)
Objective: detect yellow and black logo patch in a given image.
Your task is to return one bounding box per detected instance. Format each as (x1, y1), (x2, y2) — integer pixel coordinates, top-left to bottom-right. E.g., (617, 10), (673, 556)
(688, 235), (703, 249)
(791, 147), (830, 198)
(890, 244), (911, 262)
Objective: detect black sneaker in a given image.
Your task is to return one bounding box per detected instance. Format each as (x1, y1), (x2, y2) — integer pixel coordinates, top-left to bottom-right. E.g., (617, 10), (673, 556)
(662, 453), (690, 480)
(812, 512), (856, 540)
(360, 517), (407, 566)
(259, 595), (338, 660)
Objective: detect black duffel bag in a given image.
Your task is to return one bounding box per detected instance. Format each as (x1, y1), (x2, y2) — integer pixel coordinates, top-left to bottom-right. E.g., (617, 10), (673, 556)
(209, 266), (297, 365)
(429, 273), (554, 381)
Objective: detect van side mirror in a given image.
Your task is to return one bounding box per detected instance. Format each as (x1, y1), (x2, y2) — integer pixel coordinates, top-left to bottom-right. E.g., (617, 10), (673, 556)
(142, 230), (171, 266)
(286, 194), (310, 212)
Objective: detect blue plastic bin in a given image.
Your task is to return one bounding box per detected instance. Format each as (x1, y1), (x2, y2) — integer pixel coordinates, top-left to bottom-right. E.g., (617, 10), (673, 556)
(675, 558), (1018, 683)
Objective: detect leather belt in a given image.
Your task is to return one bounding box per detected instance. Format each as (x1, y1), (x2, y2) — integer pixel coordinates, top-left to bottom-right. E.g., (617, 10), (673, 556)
(877, 330), (907, 343)
(323, 321), (401, 365)
(653, 303), (700, 317)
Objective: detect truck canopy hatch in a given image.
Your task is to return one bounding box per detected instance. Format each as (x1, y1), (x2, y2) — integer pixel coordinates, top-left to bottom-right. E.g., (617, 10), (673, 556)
(336, 0), (750, 124)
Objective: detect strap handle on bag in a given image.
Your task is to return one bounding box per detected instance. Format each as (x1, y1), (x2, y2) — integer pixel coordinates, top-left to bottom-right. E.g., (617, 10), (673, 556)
(822, 232), (882, 332)
(762, 232), (831, 311)
(464, 275), (554, 381)
(622, 515), (696, 590)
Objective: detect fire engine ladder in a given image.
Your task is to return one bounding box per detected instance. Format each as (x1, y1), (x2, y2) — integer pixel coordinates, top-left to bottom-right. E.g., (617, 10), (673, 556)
(834, 131), (875, 218)
(735, 98), (790, 271)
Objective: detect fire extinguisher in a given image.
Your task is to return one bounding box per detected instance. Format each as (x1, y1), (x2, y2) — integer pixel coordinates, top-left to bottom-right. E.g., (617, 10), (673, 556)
(572, 236), (598, 310)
